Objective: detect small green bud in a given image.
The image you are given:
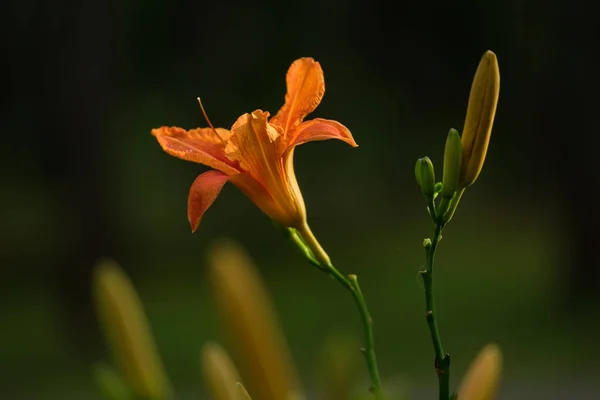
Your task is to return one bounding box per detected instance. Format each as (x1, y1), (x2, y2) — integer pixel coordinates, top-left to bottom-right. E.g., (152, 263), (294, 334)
(415, 157), (436, 196)
(415, 160), (422, 186)
(441, 129), (463, 199)
(423, 238), (432, 249)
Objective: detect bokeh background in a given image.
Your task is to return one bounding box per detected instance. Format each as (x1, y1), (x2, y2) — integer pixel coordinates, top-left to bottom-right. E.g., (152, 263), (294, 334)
(2, 0), (598, 399)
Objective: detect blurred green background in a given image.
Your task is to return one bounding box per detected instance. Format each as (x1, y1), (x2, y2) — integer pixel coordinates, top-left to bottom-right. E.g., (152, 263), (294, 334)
(2, 0), (598, 399)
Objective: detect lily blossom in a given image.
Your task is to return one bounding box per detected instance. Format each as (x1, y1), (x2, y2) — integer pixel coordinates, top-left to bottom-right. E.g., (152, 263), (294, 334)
(152, 57), (357, 231)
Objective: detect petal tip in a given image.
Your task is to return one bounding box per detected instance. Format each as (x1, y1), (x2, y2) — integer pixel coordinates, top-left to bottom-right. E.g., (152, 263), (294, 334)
(186, 170), (230, 234)
(151, 126), (184, 138)
(188, 216), (201, 233)
(293, 56), (318, 66)
(290, 118), (357, 149)
(150, 127), (163, 137)
(250, 109), (270, 120)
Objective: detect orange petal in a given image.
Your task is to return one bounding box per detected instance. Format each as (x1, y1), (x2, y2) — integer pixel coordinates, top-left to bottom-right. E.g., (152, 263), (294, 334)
(289, 118), (358, 149)
(231, 173), (303, 230)
(270, 58), (325, 135)
(152, 126), (239, 175)
(187, 170), (230, 232)
(226, 112), (306, 228)
(225, 111), (283, 189)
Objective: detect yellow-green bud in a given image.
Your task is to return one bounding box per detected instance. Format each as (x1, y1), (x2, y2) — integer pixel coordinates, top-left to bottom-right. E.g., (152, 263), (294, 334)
(441, 129), (463, 198)
(415, 157), (436, 196)
(459, 50), (500, 188)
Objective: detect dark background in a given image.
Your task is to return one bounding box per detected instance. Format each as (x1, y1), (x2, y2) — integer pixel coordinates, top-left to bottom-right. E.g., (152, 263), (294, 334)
(1, 0), (598, 399)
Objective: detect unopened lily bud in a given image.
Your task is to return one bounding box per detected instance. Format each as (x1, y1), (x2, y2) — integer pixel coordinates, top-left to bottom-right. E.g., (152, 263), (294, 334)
(441, 129), (463, 198)
(457, 343), (503, 400)
(459, 50), (500, 188)
(415, 157), (436, 197)
(93, 260), (173, 400)
(201, 342), (244, 400)
(208, 239), (303, 400)
(236, 383), (253, 400)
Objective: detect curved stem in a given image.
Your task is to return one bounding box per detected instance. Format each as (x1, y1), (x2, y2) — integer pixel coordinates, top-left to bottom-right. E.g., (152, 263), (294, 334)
(297, 223), (385, 400)
(421, 222), (450, 400)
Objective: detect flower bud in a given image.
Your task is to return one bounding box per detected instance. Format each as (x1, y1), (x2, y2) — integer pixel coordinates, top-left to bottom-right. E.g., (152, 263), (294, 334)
(423, 238), (432, 249)
(208, 239), (303, 400)
(93, 260), (173, 400)
(441, 129), (463, 198)
(236, 383), (253, 399)
(459, 50), (500, 188)
(201, 342), (244, 400)
(415, 157), (436, 197)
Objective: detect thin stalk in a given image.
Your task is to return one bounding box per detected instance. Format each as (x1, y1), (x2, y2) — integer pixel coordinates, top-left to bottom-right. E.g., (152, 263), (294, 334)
(421, 222), (450, 400)
(297, 223), (385, 400)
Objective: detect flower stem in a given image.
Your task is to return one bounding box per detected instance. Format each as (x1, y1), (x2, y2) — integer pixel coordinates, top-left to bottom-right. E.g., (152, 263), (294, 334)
(297, 223), (385, 400)
(421, 222), (450, 400)
(296, 223), (331, 268)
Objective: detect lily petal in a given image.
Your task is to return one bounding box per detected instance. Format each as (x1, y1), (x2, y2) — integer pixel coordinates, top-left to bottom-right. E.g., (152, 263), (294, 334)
(289, 118), (358, 149)
(225, 111), (307, 228)
(226, 111), (284, 191)
(152, 126), (239, 175)
(187, 170), (230, 232)
(270, 58), (325, 135)
(231, 172), (304, 229)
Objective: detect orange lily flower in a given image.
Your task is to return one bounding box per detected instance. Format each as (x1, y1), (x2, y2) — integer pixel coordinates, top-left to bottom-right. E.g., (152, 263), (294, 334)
(152, 58), (357, 231)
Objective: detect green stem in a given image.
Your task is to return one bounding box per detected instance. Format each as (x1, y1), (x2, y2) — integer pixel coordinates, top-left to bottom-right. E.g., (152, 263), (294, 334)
(347, 274), (383, 400)
(427, 195), (437, 222)
(297, 223), (385, 400)
(442, 188), (465, 224)
(296, 223), (331, 268)
(422, 222), (450, 400)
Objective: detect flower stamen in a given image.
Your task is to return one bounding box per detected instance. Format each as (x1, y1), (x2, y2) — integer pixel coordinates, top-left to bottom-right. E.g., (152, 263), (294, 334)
(197, 97), (226, 144)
